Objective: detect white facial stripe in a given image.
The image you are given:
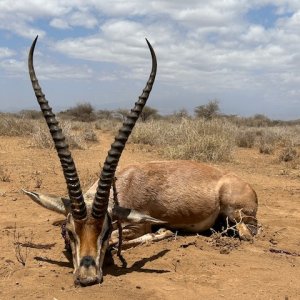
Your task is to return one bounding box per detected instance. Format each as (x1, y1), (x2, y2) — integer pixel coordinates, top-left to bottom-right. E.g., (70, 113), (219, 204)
(66, 214), (81, 271)
(96, 214), (112, 268)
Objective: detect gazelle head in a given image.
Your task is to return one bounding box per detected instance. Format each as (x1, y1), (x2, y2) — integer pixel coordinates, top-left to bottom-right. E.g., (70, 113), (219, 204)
(23, 36), (157, 286)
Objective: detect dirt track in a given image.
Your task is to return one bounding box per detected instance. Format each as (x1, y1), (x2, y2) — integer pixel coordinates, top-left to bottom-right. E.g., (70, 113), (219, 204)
(0, 133), (299, 299)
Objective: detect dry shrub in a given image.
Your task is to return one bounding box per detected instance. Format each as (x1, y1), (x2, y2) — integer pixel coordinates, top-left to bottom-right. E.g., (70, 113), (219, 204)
(18, 110), (42, 120)
(131, 119), (237, 162)
(83, 128), (98, 142)
(20, 117), (99, 149)
(95, 119), (122, 132)
(257, 130), (278, 154)
(31, 121), (86, 149)
(130, 120), (161, 146)
(235, 126), (300, 154)
(70, 121), (85, 131)
(0, 115), (36, 136)
(31, 126), (54, 148)
(259, 142), (275, 154)
(257, 126), (298, 148)
(13, 225), (33, 266)
(236, 130), (256, 148)
(281, 125), (300, 146)
(279, 146), (298, 162)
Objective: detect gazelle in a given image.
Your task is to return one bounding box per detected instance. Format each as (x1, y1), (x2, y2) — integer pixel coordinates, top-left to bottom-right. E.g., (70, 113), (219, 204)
(23, 36), (258, 287)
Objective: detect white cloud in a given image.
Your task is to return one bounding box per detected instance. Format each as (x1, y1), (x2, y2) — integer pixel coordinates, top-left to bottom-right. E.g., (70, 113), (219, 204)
(0, 58), (25, 76)
(49, 11), (98, 30)
(0, 47), (15, 58)
(50, 18), (70, 29)
(241, 25), (267, 44)
(0, 53), (94, 80)
(68, 11), (98, 28)
(1, 1), (300, 117)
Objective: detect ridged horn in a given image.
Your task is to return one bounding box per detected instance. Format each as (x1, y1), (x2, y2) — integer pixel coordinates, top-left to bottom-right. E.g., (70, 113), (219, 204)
(28, 36), (87, 220)
(92, 39), (157, 219)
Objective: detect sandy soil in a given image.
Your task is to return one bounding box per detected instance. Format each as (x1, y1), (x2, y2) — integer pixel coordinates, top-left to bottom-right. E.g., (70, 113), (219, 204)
(0, 132), (299, 300)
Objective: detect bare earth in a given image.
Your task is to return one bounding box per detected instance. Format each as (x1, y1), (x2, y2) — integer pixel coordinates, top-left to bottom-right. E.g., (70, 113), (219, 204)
(0, 132), (299, 300)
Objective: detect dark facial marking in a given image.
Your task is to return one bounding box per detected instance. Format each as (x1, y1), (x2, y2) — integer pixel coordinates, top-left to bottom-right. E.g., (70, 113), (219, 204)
(80, 256), (96, 268)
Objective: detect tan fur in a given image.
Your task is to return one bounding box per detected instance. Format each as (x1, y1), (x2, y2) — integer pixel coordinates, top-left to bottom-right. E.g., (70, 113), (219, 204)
(84, 160), (258, 243)
(74, 218), (103, 258)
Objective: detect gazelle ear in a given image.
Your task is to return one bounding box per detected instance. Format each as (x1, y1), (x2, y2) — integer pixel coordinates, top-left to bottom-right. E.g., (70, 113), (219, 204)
(112, 206), (167, 224)
(22, 189), (71, 216)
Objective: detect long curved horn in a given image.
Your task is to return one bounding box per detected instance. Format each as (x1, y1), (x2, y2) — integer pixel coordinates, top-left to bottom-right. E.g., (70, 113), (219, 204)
(92, 39), (157, 219)
(28, 36), (87, 220)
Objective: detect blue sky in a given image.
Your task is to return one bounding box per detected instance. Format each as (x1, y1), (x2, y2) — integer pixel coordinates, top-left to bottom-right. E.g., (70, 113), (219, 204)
(1, 1), (300, 119)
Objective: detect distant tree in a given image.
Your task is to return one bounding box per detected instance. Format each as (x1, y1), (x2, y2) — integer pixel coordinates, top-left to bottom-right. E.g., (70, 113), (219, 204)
(115, 108), (129, 122)
(251, 114), (272, 127)
(115, 106), (159, 122)
(96, 109), (113, 120)
(59, 102), (97, 122)
(165, 109), (190, 122)
(140, 106), (159, 122)
(173, 108), (190, 119)
(194, 99), (220, 120)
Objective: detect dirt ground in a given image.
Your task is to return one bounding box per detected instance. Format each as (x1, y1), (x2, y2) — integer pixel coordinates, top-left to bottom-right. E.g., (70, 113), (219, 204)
(0, 132), (299, 300)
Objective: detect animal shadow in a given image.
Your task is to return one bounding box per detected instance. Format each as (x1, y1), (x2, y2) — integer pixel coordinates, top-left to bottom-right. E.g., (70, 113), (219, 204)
(105, 249), (170, 277)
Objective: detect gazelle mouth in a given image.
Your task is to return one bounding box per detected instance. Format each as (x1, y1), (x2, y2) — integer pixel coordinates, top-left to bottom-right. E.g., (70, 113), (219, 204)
(75, 275), (102, 287)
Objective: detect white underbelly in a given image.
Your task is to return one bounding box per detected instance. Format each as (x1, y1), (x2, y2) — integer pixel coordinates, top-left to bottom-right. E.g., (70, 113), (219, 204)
(169, 211), (219, 233)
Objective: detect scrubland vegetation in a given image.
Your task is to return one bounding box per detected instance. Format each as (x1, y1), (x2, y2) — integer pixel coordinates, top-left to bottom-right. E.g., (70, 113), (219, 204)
(1, 101), (299, 166)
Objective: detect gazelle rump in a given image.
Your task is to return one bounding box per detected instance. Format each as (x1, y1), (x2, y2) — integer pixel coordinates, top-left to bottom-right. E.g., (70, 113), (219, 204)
(23, 36), (258, 287)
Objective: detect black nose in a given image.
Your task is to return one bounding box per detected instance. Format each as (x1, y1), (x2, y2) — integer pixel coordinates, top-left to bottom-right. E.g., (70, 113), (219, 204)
(80, 256), (96, 268)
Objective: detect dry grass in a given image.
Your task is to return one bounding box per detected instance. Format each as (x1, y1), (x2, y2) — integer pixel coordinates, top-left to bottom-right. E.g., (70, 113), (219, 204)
(279, 146), (298, 162)
(258, 132), (276, 154)
(131, 118), (237, 162)
(83, 128), (98, 142)
(234, 125), (299, 155)
(2, 113), (300, 165)
(31, 121), (88, 150)
(0, 114), (100, 150)
(0, 114), (36, 136)
(236, 129), (257, 148)
(95, 119), (122, 132)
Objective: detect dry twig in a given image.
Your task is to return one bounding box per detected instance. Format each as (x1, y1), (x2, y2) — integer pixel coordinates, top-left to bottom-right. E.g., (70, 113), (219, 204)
(269, 248), (300, 257)
(13, 224), (33, 266)
(16, 242), (56, 250)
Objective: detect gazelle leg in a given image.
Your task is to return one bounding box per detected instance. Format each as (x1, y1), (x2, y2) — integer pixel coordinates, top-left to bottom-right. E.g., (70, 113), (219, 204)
(121, 228), (174, 248)
(110, 227), (174, 249)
